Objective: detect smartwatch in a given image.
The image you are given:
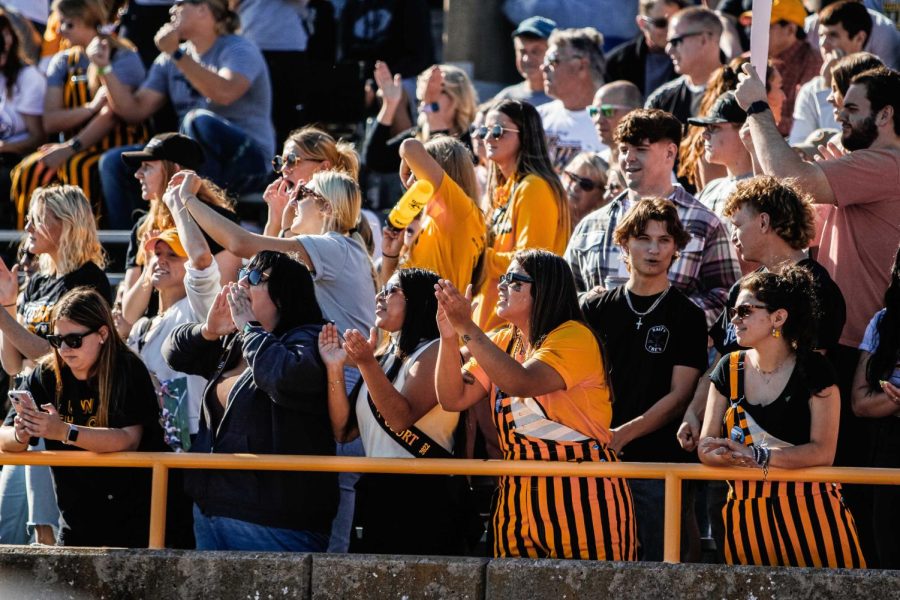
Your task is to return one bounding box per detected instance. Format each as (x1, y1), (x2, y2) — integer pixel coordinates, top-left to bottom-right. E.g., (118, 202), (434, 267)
(242, 321), (261, 335)
(63, 424), (79, 446)
(421, 101), (440, 114)
(746, 101), (770, 117)
(69, 138), (83, 153)
(171, 47), (186, 61)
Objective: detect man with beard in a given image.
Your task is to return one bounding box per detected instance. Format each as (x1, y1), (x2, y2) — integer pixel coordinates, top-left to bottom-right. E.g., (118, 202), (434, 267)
(735, 65), (900, 490)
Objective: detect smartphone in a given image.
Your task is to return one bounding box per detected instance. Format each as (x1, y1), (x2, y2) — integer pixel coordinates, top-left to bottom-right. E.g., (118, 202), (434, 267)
(8, 390), (38, 414)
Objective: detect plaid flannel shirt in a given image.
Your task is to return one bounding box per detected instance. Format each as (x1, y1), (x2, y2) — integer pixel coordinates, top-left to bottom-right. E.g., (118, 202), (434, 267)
(564, 186), (741, 327)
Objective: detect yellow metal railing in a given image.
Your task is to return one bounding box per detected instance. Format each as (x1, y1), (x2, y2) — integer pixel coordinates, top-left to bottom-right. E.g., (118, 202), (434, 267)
(2, 451), (899, 562)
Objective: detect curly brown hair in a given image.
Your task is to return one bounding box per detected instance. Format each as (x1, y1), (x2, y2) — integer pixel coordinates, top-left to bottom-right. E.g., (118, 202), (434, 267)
(722, 176), (816, 250)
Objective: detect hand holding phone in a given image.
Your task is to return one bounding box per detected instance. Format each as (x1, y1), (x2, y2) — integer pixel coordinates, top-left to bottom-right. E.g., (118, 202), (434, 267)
(8, 390), (38, 414)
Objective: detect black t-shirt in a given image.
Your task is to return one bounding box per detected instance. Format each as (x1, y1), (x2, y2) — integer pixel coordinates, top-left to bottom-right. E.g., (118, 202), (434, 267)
(4, 350), (166, 547)
(20, 262), (112, 338)
(709, 350), (836, 446)
(709, 259), (847, 356)
(125, 204), (237, 269)
(581, 285), (709, 462)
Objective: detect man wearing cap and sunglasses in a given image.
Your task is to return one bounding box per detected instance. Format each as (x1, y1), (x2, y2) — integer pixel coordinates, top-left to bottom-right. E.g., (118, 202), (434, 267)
(606, 0), (685, 96)
(492, 16), (556, 108)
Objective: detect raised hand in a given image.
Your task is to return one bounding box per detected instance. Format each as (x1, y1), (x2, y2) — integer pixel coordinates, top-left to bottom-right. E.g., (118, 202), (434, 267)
(734, 63), (767, 111)
(264, 178), (294, 225)
(343, 327), (379, 367)
(422, 65), (444, 105)
(373, 60), (403, 108)
(318, 323), (347, 370)
(381, 226), (404, 260)
(434, 280), (475, 334)
(202, 287), (237, 339)
(86, 36), (111, 67)
(225, 283), (256, 331)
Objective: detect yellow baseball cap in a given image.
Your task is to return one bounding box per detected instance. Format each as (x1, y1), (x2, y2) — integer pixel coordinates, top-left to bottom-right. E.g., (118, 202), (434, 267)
(740, 0), (807, 27)
(143, 228), (187, 258)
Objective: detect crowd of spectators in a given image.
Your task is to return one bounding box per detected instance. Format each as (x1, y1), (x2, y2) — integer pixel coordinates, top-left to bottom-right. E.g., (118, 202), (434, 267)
(0, 0), (897, 572)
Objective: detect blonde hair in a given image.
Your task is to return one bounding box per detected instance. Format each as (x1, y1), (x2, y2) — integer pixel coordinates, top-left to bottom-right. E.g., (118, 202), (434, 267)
(285, 126), (360, 180)
(135, 162), (233, 266)
(309, 170), (377, 286)
(565, 152), (609, 186)
(423, 136), (479, 203)
(416, 64), (478, 139)
(28, 185), (105, 276)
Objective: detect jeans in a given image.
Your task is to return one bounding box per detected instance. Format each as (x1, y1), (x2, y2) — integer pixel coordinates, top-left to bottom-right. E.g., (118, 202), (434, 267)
(180, 109), (271, 195)
(192, 504), (328, 552)
(327, 366), (363, 553)
(0, 440), (61, 544)
(99, 143), (145, 229)
(629, 478), (665, 561)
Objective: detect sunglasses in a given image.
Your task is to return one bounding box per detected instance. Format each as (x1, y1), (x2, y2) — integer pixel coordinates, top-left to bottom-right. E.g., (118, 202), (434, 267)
(728, 303), (768, 320)
(667, 31), (709, 48)
(272, 152), (324, 174)
(47, 329), (98, 350)
(587, 104), (630, 119)
(499, 272), (534, 290)
(238, 267), (270, 286)
(293, 184), (332, 210)
(564, 171), (600, 192)
(59, 19), (77, 31)
(472, 125), (520, 140)
(640, 15), (668, 29)
(376, 283), (404, 299)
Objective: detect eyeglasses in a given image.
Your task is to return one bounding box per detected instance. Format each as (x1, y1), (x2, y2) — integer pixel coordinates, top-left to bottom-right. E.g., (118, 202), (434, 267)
(272, 152), (323, 174)
(667, 31), (710, 48)
(47, 329), (99, 350)
(499, 272), (534, 290)
(293, 184), (332, 211)
(376, 283), (404, 299)
(587, 104), (630, 119)
(728, 303), (769, 321)
(238, 267), (270, 286)
(564, 171), (601, 192)
(542, 51), (584, 68)
(640, 15), (668, 29)
(59, 19), (76, 31)
(471, 125), (520, 140)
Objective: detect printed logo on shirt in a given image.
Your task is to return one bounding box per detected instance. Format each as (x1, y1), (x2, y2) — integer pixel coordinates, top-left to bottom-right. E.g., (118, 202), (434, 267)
(723, 322), (738, 348)
(645, 325), (669, 354)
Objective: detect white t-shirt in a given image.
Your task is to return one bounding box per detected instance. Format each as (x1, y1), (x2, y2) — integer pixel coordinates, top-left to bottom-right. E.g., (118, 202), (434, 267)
(537, 99), (608, 172)
(789, 76), (839, 146)
(0, 65), (46, 143)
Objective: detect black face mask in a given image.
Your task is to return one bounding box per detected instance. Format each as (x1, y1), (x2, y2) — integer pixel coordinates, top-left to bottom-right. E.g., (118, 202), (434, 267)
(842, 114), (879, 151)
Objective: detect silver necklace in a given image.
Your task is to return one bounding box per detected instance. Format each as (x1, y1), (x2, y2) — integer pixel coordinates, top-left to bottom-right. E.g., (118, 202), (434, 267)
(624, 285), (671, 330)
(750, 353), (795, 386)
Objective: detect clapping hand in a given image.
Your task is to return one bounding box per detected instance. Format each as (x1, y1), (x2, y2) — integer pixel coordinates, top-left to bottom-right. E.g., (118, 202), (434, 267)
(343, 327), (379, 367)
(373, 61), (403, 108)
(434, 280), (476, 337)
(318, 323), (347, 370)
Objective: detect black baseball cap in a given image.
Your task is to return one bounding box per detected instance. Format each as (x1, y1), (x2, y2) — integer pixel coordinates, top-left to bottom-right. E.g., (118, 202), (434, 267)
(687, 92), (747, 126)
(121, 133), (205, 170)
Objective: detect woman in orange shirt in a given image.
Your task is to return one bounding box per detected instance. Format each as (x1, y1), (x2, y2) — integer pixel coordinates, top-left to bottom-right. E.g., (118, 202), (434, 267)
(435, 249), (636, 560)
(472, 100), (569, 332)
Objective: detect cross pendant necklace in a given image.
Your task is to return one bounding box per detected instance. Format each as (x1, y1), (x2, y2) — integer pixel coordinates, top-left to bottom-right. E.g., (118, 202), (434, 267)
(624, 285), (671, 331)
(635, 317), (642, 330)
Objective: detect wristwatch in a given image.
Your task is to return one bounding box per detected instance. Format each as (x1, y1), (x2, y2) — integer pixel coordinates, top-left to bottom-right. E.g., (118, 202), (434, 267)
(62, 424), (79, 445)
(242, 321), (261, 335)
(421, 101), (440, 113)
(746, 101), (770, 117)
(171, 47), (186, 61)
(69, 137), (83, 153)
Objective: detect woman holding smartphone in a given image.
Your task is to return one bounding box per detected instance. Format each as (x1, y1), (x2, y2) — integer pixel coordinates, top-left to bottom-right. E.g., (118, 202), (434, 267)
(0, 287), (167, 547)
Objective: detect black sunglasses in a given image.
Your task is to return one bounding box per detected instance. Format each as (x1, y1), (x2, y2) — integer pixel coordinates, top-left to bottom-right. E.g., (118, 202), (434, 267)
(667, 31), (709, 48)
(238, 267), (270, 286)
(272, 152), (325, 174)
(47, 329), (99, 350)
(471, 125), (520, 140)
(499, 272), (534, 290)
(376, 283), (404, 299)
(640, 15), (668, 29)
(564, 171), (600, 192)
(728, 303), (768, 320)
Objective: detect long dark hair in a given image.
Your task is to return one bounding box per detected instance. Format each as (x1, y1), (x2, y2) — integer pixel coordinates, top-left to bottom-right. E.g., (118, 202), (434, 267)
(487, 100), (569, 235)
(867, 245), (900, 390)
(514, 249), (584, 348)
(0, 10), (27, 98)
(246, 251), (323, 335)
(45, 287), (128, 428)
(394, 268), (440, 357)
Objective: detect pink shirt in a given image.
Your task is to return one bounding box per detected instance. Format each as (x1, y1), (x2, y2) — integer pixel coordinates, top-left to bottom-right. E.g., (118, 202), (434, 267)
(818, 148), (900, 347)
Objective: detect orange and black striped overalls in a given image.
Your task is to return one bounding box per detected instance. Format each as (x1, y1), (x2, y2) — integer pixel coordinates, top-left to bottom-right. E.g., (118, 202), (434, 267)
(489, 383), (637, 560)
(11, 48), (149, 227)
(722, 352), (866, 568)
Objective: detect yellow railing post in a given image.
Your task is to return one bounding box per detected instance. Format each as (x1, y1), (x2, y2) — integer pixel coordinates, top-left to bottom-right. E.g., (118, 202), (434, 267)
(148, 462), (168, 549)
(663, 472), (682, 563)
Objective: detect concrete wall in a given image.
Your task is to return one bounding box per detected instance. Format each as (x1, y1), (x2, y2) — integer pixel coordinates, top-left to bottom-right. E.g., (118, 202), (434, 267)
(2, 547), (899, 600)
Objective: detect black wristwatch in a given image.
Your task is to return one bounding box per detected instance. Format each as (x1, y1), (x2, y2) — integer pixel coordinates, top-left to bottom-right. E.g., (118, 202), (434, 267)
(421, 101), (440, 113)
(746, 101), (770, 117)
(62, 424), (79, 445)
(171, 47), (186, 61)
(69, 137), (83, 153)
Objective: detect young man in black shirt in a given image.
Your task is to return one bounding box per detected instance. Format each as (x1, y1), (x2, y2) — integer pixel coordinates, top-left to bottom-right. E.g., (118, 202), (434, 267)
(581, 197), (708, 561)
